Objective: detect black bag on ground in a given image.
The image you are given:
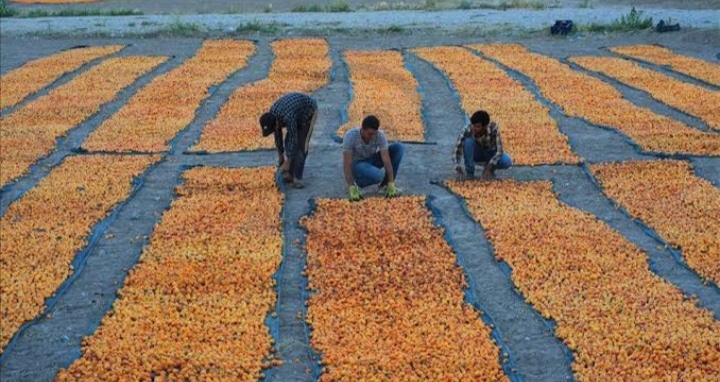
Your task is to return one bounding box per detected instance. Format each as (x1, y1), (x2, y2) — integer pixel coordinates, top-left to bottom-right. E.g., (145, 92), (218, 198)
(551, 20), (574, 35)
(656, 20), (681, 33)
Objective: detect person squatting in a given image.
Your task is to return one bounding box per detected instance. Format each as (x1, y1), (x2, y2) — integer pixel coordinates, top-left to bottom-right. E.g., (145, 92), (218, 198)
(260, 93), (511, 201)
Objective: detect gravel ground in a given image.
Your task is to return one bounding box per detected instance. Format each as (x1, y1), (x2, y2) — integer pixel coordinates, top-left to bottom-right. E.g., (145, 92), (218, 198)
(2, 30), (720, 381)
(1, 1), (719, 381)
(1, 6), (718, 37)
(5, 0), (720, 14)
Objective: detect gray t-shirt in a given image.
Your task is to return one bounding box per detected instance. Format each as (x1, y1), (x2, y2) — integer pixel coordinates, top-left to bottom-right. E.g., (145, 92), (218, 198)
(342, 128), (388, 161)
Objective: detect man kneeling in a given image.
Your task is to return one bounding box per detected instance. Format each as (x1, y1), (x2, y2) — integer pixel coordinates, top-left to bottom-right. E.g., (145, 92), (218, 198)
(343, 115), (404, 201)
(453, 110), (512, 180)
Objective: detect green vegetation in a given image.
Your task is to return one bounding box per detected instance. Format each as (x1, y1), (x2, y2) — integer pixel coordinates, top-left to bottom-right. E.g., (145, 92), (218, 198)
(165, 19), (202, 36)
(475, 0), (549, 10)
(458, 0), (473, 10)
(0, 0), (580, 18)
(365, 0), (547, 11)
(291, 0), (556, 12)
(385, 24), (405, 33)
(579, 6), (653, 32)
(505, 0), (547, 9)
(235, 19), (284, 33)
(0, 0), (17, 18)
(327, 0), (352, 12)
(424, 0), (438, 10)
(292, 4), (325, 12)
(291, 0), (351, 12)
(615, 6), (654, 28)
(14, 8), (142, 18)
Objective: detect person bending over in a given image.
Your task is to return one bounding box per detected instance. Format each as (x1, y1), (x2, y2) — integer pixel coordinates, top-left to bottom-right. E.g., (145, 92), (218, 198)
(259, 92), (318, 189)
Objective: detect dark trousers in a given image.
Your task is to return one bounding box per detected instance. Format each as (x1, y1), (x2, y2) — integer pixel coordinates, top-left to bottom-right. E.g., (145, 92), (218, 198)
(290, 110), (317, 180)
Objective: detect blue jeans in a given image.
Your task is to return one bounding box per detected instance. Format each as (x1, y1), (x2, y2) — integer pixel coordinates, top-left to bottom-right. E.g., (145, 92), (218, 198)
(463, 137), (512, 176)
(352, 143), (404, 188)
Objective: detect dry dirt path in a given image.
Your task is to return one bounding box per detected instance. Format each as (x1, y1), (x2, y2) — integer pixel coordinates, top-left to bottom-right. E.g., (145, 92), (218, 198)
(2, 0), (720, 37)
(5, 0), (720, 15)
(1, 6), (719, 382)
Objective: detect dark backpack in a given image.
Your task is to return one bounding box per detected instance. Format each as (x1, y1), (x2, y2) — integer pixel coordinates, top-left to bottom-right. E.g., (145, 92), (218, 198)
(656, 20), (680, 33)
(551, 20), (574, 35)
(550, 20), (573, 36)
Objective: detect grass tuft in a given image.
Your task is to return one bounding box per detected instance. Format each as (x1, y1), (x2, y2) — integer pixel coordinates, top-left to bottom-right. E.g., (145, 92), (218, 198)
(0, 0), (17, 18)
(165, 19), (202, 36)
(235, 19), (284, 33)
(327, 0), (352, 12)
(292, 4), (324, 12)
(17, 8), (141, 18)
(579, 6), (653, 32)
(292, 1), (351, 12)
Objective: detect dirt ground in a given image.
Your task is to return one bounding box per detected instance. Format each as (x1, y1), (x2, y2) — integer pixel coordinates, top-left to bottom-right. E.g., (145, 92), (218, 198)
(1, 1), (719, 381)
(6, 0), (720, 14)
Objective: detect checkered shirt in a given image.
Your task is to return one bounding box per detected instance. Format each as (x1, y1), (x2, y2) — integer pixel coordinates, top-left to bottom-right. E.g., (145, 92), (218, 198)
(452, 121), (504, 167)
(269, 92), (317, 156)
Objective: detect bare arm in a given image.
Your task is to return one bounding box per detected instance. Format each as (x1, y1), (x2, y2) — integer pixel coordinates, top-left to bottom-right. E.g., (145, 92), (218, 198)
(453, 128), (468, 167)
(380, 148), (394, 183)
(282, 116), (299, 172)
(273, 127), (285, 166)
(483, 124), (503, 178)
(343, 151), (354, 186)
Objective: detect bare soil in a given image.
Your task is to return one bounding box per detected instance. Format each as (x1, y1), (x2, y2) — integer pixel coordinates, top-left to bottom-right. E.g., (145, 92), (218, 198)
(6, 0), (720, 14)
(1, 1), (719, 381)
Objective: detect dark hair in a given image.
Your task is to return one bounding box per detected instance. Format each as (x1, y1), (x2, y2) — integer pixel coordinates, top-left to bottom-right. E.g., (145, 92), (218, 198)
(259, 112), (277, 137)
(361, 115), (380, 130)
(470, 110), (490, 127)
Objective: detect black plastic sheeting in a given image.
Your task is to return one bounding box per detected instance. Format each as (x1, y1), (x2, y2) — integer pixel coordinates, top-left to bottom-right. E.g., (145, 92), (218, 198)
(429, 183), (578, 378)
(426, 195), (525, 382)
(332, 49), (436, 146)
(0, 156), (165, 362)
(466, 45), (720, 161)
(294, 194), (527, 381)
(579, 162), (720, 294)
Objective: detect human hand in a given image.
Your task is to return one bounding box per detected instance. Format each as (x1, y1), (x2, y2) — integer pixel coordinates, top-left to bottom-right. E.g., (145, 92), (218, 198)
(281, 169), (293, 184)
(280, 159), (290, 172)
(277, 153), (285, 167)
(481, 166), (495, 181)
(386, 181), (399, 198)
(348, 184), (362, 202)
(455, 165), (465, 180)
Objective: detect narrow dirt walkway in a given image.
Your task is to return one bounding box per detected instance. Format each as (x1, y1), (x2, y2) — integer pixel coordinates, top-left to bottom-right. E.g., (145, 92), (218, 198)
(1, 32), (718, 382)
